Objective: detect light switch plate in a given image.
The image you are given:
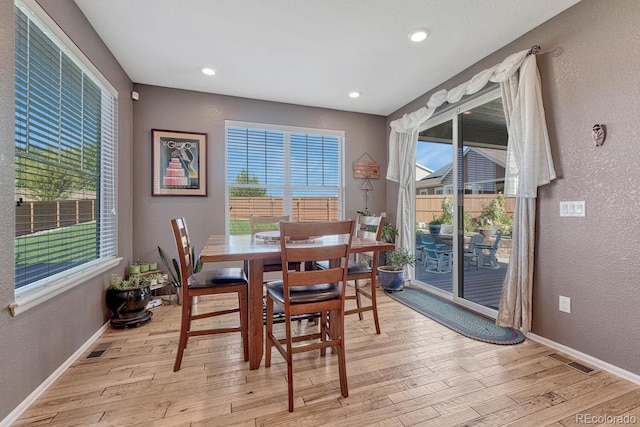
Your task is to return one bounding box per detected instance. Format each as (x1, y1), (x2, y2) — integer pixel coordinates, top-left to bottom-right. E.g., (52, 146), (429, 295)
(560, 201), (585, 217)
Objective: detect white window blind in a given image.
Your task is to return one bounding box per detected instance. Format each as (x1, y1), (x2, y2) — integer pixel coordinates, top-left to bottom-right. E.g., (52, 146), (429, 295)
(14, 1), (118, 292)
(225, 122), (344, 234)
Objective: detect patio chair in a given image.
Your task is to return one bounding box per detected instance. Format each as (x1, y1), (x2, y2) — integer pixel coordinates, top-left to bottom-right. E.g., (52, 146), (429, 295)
(475, 231), (503, 269)
(416, 231), (425, 262)
(464, 233), (484, 270)
(423, 241), (452, 274)
(419, 234), (448, 266)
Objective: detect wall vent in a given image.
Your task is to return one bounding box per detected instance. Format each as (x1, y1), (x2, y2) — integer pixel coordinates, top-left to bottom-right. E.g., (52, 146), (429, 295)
(568, 361), (594, 374)
(548, 353), (595, 375)
(86, 342), (112, 359)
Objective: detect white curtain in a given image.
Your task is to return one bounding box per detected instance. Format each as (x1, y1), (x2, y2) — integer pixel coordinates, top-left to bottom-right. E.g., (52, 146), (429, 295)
(497, 54), (556, 332)
(387, 48), (556, 331)
(388, 126), (420, 282)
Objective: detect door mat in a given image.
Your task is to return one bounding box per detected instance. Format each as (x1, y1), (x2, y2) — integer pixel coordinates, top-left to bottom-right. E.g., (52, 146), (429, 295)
(386, 286), (525, 345)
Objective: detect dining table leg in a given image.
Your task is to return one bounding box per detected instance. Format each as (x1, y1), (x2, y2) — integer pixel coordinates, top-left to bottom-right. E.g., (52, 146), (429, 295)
(248, 258), (264, 370)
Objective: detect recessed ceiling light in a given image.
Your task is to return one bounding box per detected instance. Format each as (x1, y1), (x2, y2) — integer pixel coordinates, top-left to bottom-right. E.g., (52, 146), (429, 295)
(408, 28), (430, 43)
(202, 68), (216, 76)
(349, 91), (361, 98)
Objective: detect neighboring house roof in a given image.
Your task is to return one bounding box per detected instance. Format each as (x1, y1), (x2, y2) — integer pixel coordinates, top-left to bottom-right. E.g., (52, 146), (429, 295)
(416, 147), (505, 189)
(472, 147), (507, 167)
(415, 163), (433, 181)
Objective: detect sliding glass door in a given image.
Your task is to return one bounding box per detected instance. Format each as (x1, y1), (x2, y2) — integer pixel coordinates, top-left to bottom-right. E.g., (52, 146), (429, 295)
(414, 89), (513, 315)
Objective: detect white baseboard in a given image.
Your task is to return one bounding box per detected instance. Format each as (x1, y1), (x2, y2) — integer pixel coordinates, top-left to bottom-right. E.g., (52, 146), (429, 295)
(526, 332), (640, 385)
(0, 322), (110, 427)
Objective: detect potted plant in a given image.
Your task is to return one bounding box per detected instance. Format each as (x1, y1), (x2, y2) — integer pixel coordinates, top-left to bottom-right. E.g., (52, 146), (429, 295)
(106, 273), (153, 328)
(428, 214), (443, 235)
(477, 194), (509, 237)
(381, 220), (398, 244)
(128, 262), (141, 275)
(439, 198), (454, 234)
(158, 246), (202, 304)
(377, 248), (416, 291)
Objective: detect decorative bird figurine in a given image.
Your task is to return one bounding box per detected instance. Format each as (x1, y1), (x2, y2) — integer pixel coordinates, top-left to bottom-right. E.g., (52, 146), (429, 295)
(592, 124), (606, 147)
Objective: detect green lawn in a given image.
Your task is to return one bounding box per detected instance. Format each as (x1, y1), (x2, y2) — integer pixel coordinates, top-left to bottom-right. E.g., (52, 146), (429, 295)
(15, 221), (97, 265)
(229, 219), (284, 235)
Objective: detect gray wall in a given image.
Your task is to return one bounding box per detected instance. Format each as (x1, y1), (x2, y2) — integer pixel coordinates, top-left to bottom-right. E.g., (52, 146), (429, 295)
(388, 0), (640, 375)
(3, 0), (640, 422)
(131, 85), (387, 265)
(0, 0), (134, 420)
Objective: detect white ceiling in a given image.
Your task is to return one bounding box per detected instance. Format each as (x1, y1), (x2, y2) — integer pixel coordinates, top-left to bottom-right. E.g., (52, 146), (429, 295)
(74, 0), (581, 116)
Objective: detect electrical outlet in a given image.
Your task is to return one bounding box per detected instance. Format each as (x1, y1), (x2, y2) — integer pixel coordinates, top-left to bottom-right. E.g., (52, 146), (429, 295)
(559, 296), (571, 313)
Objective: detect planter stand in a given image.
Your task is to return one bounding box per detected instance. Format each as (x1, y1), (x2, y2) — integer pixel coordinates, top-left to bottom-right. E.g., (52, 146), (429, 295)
(110, 310), (152, 328)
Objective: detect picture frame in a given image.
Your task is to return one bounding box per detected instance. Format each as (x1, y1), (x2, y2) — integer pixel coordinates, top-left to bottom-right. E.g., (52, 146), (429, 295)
(152, 129), (207, 196)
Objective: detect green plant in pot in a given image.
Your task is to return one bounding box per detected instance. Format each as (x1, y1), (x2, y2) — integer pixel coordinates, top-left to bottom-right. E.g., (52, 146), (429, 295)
(477, 194), (510, 236)
(377, 247), (416, 292)
(106, 273), (152, 328)
(438, 198), (454, 234)
(158, 246), (202, 289)
(381, 221), (398, 244)
(428, 214), (443, 235)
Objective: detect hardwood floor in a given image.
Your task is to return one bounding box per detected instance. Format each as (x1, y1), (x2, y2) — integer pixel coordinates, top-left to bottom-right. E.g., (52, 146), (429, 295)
(14, 288), (640, 426)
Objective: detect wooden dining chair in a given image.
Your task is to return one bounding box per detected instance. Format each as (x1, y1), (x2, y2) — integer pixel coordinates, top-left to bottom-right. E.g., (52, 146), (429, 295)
(171, 217), (248, 372)
(265, 220), (355, 412)
(316, 214), (384, 334)
(344, 215), (384, 334)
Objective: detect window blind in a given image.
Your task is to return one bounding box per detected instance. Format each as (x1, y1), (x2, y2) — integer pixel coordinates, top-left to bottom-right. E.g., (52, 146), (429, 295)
(14, 1), (118, 290)
(226, 123), (344, 233)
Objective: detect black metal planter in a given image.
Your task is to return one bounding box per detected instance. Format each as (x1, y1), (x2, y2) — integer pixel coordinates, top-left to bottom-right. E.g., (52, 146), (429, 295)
(106, 286), (153, 328)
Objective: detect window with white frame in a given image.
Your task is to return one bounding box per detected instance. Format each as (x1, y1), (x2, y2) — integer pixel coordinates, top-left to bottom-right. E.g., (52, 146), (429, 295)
(14, 1), (118, 293)
(225, 121), (344, 234)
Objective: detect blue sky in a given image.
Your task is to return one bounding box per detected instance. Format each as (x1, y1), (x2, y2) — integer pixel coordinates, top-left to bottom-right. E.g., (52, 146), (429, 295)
(416, 141), (452, 172)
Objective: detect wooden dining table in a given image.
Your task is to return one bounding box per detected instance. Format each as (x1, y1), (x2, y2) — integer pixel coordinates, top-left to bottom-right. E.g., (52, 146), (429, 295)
(199, 233), (395, 369)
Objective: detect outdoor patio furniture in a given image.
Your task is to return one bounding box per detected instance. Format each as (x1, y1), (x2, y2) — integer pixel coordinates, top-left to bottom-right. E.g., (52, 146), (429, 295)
(424, 241), (452, 274)
(476, 231), (503, 269)
(420, 234), (448, 266)
(416, 231), (427, 262)
(464, 233), (485, 270)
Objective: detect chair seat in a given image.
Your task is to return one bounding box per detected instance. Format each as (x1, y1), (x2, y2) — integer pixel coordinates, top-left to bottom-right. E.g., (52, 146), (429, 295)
(347, 261), (372, 274)
(188, 267), (247, 289)
(266, 280), (340, 304)
(315, 260), (371, 275)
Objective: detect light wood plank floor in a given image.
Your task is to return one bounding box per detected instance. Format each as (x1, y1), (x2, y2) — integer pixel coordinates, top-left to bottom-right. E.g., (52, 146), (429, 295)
(14, 288), (640, 426)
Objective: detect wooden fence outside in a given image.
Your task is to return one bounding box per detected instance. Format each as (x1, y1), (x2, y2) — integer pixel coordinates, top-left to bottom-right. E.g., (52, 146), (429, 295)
(15, 200), (96, 237)
(229, 197), (339, 221)
(14, 195), (512, 237)
(416, 194), (515, 225)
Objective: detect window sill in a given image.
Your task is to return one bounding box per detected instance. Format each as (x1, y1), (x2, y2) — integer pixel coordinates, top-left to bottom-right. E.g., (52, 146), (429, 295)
(9, 257), (123, 316)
